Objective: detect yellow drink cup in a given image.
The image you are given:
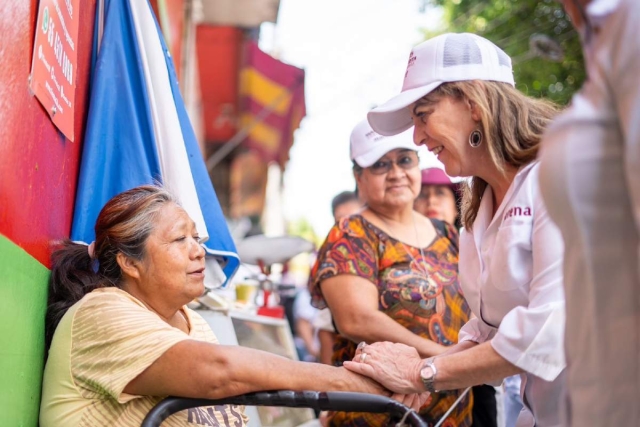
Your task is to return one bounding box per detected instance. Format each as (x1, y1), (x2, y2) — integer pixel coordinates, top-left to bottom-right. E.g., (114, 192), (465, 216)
(235, 283), (256, 303)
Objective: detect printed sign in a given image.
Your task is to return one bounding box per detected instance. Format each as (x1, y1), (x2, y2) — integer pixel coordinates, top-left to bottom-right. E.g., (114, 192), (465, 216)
(29, 0), (81, 141)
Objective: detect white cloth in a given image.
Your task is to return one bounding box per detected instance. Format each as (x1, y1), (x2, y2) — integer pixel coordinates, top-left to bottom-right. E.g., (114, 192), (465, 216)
(503, 375), (524, 427)
(312, 308), (336, 332)
(293, 288), (319, 323)
(459, 162), (566, 427)
(538, 1), (640, 425)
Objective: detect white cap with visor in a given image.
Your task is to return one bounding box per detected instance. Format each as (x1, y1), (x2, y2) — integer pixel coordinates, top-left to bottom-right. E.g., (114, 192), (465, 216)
(350, 119), (417, 168)
(368, 33), (515, 136)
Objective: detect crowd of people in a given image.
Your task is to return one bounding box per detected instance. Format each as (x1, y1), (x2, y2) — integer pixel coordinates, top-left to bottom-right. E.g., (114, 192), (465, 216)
(40, 0), (638, 426)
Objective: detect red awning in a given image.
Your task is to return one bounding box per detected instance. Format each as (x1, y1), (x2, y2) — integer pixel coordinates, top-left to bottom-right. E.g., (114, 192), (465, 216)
(196, 25), (244, 143)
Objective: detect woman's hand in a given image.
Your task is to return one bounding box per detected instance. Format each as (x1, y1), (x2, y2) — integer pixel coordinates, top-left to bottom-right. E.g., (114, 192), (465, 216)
(339, 367), (390, 396)
(320, 275), (447, 358)
(339, 367), (427, 411)
(343, 341), (425, 394)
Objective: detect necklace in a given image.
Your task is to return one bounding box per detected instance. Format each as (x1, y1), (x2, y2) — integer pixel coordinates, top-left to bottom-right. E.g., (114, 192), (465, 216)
(373, 211), (430, 279)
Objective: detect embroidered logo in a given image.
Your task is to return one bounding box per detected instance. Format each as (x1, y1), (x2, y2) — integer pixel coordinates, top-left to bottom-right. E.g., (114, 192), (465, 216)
(405, 51), (417, 79)
(365, 130), (384, 142)
(503, 206), (532, 221)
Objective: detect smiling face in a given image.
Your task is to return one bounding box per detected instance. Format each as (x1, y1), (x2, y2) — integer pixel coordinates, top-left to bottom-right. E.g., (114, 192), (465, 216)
(135, 203), (206, 308)
(355, 148), (421, 211)
(410, 95), (481, 177)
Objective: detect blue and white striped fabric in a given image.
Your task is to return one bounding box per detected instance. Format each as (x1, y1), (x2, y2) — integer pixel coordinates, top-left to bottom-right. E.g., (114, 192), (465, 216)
(71, 0), (239, 288)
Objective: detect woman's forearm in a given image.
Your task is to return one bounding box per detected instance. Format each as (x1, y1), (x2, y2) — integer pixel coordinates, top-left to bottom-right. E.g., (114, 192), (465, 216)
(343, 340), (522, 394)
(210, 344), (388, 398)
(337, 310), (446, 358)
(438, 340), (477, 357)
(125, 340), (384, 400)
(344, 342), (523, 393)
(321, 276), (447, 358)
(216, 345), (358, 395)
(434, 341), (522, 390)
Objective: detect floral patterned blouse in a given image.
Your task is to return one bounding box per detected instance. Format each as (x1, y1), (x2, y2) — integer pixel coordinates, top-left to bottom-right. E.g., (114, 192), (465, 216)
(309, 214), (473, 427)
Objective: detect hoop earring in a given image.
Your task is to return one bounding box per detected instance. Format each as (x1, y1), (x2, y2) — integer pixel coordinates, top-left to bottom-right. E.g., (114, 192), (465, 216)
(469, 130), (483, 148)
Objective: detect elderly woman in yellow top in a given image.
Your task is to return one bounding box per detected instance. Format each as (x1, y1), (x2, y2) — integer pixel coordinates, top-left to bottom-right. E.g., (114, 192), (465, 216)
(39, 185), (419, 427)
(308, 119), (472, 426)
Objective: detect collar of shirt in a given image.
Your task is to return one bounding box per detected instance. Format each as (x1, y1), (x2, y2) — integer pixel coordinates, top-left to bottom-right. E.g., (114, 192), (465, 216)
(581, 0), (620, 47)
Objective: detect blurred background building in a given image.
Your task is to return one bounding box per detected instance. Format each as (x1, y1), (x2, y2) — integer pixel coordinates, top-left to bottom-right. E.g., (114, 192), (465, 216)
(148, 0), (305, 238)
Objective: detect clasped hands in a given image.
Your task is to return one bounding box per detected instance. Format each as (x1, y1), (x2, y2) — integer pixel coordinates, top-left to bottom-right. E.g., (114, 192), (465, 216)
(345, 341), (429, 411)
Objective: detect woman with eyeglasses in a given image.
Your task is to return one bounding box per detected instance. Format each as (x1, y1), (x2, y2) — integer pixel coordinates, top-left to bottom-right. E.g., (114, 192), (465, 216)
(308, 119), (473, 426)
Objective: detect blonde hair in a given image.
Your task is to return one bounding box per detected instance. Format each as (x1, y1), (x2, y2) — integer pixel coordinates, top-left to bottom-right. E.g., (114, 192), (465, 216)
(414, 81), (559, 229)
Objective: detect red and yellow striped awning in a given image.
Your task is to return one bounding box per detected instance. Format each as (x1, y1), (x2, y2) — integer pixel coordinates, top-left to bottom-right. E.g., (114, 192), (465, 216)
(240, 41), (306, 166)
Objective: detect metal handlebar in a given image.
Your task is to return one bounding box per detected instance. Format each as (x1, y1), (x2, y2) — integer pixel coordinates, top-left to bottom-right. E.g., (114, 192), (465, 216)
(141, 390), (427, 427)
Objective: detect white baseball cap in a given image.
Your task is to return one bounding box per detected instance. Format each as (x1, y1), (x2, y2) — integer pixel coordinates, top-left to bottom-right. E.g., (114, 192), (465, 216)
(368, 33), (515, 136)
(350, 119), (417, 168)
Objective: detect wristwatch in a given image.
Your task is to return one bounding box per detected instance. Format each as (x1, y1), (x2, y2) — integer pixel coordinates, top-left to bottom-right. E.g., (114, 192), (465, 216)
(419, 357), (438, 393)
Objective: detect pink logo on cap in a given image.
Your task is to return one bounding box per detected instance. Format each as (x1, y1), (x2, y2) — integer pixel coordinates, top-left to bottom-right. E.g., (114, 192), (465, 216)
(365, 130), (384, 142)
(405, 51), (417, 79)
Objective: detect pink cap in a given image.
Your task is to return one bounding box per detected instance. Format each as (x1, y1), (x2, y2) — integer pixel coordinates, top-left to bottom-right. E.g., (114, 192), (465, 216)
(420, 168), (461, 195)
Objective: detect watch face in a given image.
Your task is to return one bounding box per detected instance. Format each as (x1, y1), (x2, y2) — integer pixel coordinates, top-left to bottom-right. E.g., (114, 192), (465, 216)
(420, 366), (434, 380)
(420, 363), (437, 393)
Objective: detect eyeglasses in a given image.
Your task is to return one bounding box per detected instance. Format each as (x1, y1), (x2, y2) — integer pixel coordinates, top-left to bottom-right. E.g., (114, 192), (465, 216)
(367, 152), (419, 175)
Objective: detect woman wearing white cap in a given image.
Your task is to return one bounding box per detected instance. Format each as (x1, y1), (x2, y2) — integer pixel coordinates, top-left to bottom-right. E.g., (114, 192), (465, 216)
(538, 1), (640, 425)
(309, 119), (473, 426)
(343, 33), (565, 427)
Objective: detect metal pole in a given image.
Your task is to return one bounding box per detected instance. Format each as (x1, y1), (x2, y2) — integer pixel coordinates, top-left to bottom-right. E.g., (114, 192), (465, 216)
(434, 387), (472, 427)
(96, 0), (105, 54)
(205, 76), (304, 172)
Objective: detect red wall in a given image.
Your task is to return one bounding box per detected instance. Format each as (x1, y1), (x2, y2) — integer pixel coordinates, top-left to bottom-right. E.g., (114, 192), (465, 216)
(0, 0), (97, 267)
